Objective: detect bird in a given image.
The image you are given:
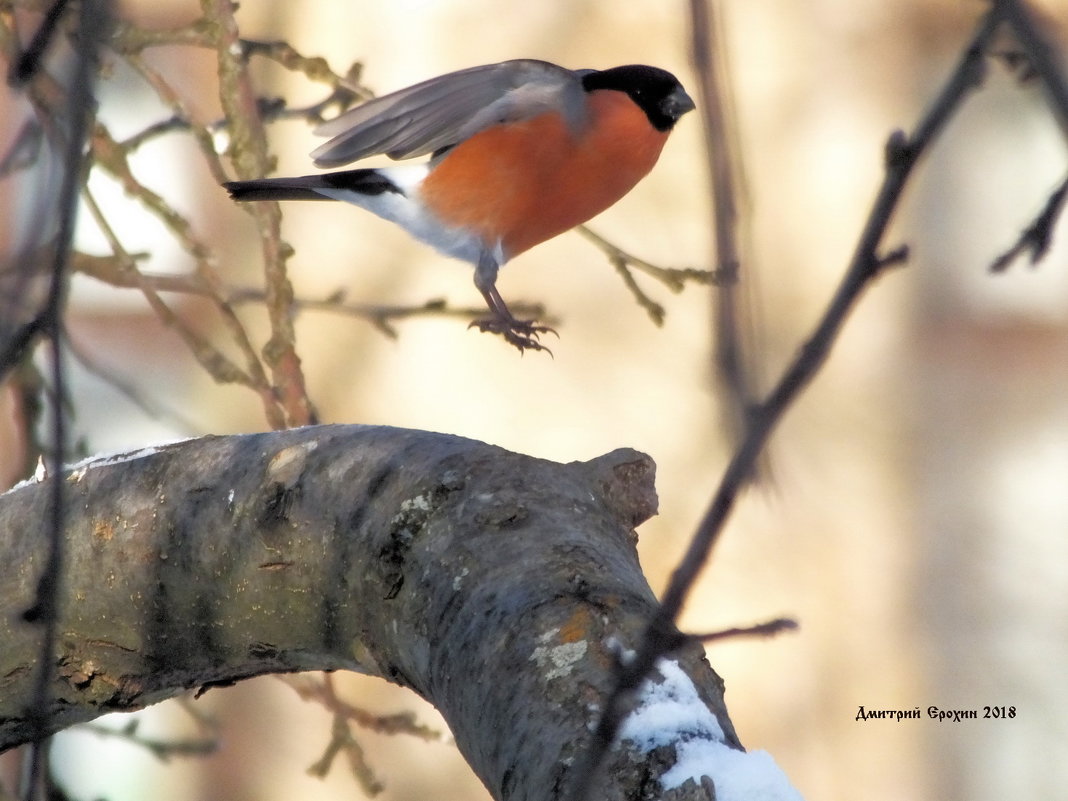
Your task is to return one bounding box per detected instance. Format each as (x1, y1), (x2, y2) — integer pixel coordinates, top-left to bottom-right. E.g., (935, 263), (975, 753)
(224, 59), (695, 352)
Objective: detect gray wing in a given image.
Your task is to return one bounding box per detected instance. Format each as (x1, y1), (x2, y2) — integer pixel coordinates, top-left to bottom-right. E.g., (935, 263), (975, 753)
(310, 59), (586, 167)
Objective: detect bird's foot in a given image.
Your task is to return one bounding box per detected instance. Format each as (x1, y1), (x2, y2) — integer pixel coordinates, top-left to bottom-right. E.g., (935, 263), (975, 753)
(469, 315), (557, 354)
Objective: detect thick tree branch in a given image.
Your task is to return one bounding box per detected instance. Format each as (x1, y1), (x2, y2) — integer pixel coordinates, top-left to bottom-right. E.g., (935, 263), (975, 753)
(0, 426), (791, 800)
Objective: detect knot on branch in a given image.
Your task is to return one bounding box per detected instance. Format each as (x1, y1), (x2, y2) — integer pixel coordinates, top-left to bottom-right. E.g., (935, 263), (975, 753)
(574, 448), (658, 529)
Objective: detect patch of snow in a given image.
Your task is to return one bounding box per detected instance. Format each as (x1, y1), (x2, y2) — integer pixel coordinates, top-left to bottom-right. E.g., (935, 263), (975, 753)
(1, 439), (190, 497)
(619, 658), (804, 800)
(66, 439), (190, 473)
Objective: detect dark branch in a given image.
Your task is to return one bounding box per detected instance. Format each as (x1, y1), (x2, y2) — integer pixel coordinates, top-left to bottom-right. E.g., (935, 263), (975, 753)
(990, 173), (1068, 272)
(80, 720), (218, 762)
(995, 0), (1068, 135)
(575, 225), (717, 326)
(567, 8), (1006, 799)
(689, 0), (761, 441)
(17, 4), (113, 799)
(7, 0), (72, 86)
(692, 617), (799, 644)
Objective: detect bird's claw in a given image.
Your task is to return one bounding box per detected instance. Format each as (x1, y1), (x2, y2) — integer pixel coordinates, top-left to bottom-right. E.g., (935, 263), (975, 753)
(469, 316), (557, 354)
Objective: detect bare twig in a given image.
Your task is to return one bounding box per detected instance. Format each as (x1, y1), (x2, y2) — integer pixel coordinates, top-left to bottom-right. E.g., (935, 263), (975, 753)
(207, 0), (313, 427)
(280, 674), (439, 796)
(576, 225), (717, 292)
(101, 53), (298, 425)
(63, 329), (204, 436)
(280, 674), (440, 741)
(607, 256), (666, 325)
(0, 120), (43, 177)
(79, 188), (271, 399)
(986, 0), (1068, 272)
(576, 224), (717, 325)
(567, 9), (1004, 799)
(0, 319), (43, 385)
(990, 172), (1068, 271)
(15, 3), (111, 800)
(6, 0), (71, 85)
(689, 0), (760, 440)
(108, 18), (368, 100)
(81, 719), (217, 762)
(70, 251), (547, 339)
(307, 713), (383, 796)
(692, 617), (799, 644)
(995, 0), (1068, 136)
(229, 293), (550, 339)
(239, 39), (368, 104)
(121, 51), (230, 185)
(108, 17), (215, 54)
(119, 85), (358, 153)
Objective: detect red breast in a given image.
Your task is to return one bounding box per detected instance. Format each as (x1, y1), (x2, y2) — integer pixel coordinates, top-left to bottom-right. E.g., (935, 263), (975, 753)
(418, 89), (671, 260)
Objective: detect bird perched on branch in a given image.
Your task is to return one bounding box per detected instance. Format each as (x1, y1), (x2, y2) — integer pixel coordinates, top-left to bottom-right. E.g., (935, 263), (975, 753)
(224, 59), (694, 352)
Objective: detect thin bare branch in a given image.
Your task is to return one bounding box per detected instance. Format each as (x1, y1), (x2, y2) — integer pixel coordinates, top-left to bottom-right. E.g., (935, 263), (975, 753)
(72, 250), (548, 341)
(239, 39), (367, 102)
(13, 4), (111, 799)
(576, 225), (716, 292)
(0, 119), (43, 177)
(63, 329), (204, 436)
(995, 0), (1068, 136)
(206, 0), (313, 427)
(990, 172), (1068, 271)
(121, 51), (231, 185)
(692, 617), (799, 644)
(306, 712), (384, 796)
(576, 225), (717, 324)
(81, 719), (217, 762)
(567, 9), (1005, 799)
(79, 188), (271, 398)
(5, 0), (70, 85)
(689, 0), (760, 441)
(108, 16), (215, 54)
(85, 123), (286, 426)
(118, 85), (357, 154)
(281, 674), (440, 742)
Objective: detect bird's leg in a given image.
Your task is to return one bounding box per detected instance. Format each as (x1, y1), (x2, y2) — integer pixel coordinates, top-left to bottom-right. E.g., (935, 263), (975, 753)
(470, 251), (556, 353)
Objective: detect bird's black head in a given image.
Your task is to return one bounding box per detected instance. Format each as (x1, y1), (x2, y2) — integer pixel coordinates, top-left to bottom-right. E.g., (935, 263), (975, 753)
(581, 65), (695, 131)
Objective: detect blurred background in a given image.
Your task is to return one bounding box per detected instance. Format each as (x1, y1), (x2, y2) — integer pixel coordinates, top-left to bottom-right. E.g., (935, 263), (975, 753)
(2, 0), (1068, 799)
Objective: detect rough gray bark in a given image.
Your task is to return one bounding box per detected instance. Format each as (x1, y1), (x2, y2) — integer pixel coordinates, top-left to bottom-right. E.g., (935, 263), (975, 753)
(0, 424), (737, 800)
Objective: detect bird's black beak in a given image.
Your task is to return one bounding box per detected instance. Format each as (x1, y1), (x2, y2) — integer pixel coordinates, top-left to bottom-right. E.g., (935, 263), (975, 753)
(662, 86), (696, 120)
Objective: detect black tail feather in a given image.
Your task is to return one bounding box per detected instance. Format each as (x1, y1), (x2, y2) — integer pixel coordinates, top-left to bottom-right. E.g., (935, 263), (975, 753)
(224, 169), (400, 202)
(224, 179), (328, 201)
